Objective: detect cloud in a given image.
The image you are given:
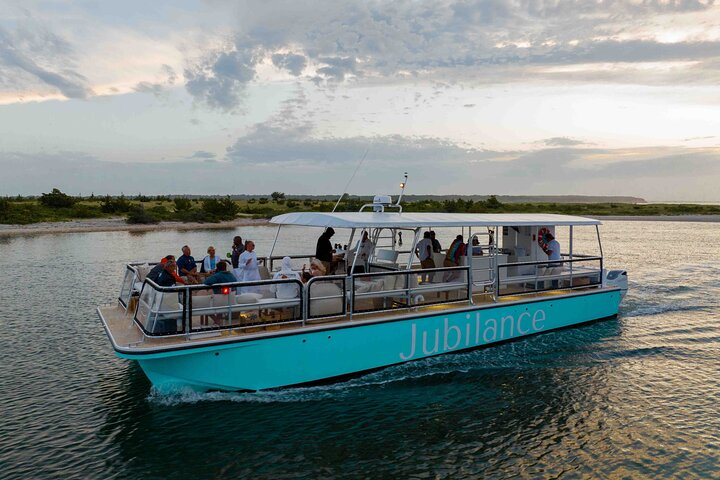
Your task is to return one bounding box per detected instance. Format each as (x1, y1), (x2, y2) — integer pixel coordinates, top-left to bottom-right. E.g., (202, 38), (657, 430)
(132, 64), (178, 97)
(181, 1), (720, 109)
(0, 22), (92, 99)
(271, 53), (307, 76)
(188, 150), (217, 161)
(541, 137), (588, 147)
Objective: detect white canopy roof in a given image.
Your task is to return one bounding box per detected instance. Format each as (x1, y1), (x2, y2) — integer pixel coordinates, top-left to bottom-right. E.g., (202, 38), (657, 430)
(270, 212), (601, 229)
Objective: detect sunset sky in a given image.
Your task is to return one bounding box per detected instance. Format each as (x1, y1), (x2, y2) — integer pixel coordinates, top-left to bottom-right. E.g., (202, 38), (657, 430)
(1, 0), (719, 200)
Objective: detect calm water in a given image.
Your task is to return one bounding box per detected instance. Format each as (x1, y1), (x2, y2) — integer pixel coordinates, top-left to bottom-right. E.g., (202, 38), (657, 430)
(0, 221), (718, 479)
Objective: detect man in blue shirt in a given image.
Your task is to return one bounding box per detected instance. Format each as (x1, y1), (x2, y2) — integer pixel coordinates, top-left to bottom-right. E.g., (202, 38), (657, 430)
(203, 261), (237, 293)
(177, 245), (201, 283)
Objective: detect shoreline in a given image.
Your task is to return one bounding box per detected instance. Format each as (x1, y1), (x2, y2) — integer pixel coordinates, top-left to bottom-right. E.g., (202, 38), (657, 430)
(1, 214), (719, 237)
(0, 217), (270, 237)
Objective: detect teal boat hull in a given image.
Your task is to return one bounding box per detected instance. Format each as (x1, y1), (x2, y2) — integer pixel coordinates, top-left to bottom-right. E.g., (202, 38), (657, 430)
(118, 289), (622, 392)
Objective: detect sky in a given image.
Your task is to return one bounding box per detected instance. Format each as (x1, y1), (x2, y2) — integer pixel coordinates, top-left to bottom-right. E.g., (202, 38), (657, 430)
(1, 0), (719, 201)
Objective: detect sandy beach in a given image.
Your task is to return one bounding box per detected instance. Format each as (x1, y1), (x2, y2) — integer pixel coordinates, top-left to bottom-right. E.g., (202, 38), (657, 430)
(1, 214), (719, 237)
(595, 215), (720, 222)
(0, 216), (270, 237)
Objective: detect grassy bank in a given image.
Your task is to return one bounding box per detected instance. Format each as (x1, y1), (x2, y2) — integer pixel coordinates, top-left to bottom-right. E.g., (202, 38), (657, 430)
(2, 191), (720, 225)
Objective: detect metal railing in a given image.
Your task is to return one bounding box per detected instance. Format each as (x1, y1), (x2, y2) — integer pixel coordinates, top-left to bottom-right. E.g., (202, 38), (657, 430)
(121, 252), (604, 338)
(133, 277), (305, 337)
(495, 256), (603, 297)
(350, 265), (471, 314)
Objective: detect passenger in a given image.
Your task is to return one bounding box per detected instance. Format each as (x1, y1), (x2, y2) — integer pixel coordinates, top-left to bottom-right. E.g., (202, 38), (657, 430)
(444, 235), (466, 267)
(415, 231), (435, 282)
(270, 256), (301, 299)
(147, 255), (174, 283)
(430, 230), (442, 253)
(236, 240), (261, 293)
(443, 235), (466, 281)
(545, 233), (562, 266)
(309, 259), (327, 277)
(157, 259), (179, 287)
(471, 237), (483, 256)
(161, 255), (188, 284)
(315, 227), (336, 273)
(544, 233), (562, 288)
(177, 245), (201, 283)
(230, 235), (244, 268)
(201, 246), (222, 273)
(203, 260), (236, 293)
(351, 231), (374, 274)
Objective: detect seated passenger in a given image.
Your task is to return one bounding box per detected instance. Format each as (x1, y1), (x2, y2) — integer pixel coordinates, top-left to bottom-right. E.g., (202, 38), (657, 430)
(177, 245), (201, 283)
(203, 261), (236, 293)
(157, 259), (179, 287)
(471, 237), (483, 256)
(270, 257), (301, 299)
(201, 246), (222, 273)
(147, 255), (174, 283)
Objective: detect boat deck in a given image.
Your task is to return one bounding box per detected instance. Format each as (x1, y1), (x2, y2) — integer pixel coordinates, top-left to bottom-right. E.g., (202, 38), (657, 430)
(99, 286), (597, 353)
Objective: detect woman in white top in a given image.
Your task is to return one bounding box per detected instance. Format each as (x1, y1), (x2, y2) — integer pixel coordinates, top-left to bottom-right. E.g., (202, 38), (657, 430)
(202, 246), (222, 273)
(270, 256), (301, 299)
(235, 241), (261, 293)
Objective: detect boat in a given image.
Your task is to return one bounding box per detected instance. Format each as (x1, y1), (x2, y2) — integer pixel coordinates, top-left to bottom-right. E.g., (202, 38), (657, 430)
(98, 196), (628, 392)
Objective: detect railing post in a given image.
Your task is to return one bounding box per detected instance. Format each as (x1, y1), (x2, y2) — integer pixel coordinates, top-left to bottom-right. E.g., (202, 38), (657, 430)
(349, 275), (354, 319)
(466, 266), (472, 305)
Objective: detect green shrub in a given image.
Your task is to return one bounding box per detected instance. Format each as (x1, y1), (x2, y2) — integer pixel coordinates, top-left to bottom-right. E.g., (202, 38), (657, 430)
(101, 195), (133, 213)
(173, 198), (193, 212)
(126, 207), (159, 224)
(40, 188), (76, 208)
(258, 198), (268, 204)
(201, 197), (239, 220)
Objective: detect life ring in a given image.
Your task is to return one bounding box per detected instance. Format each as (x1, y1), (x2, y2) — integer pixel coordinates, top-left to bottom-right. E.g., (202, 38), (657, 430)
(537, 227), (552, 255)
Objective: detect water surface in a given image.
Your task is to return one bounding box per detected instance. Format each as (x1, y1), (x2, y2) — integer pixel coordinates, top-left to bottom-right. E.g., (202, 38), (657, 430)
(0, 221), (718, 479)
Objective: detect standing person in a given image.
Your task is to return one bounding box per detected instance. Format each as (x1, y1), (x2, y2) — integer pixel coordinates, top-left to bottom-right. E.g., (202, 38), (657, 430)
(443, 235), (466, 281)
(177, 245), (201, 283)
(236, 240), (261, 293)
(430, 231), (442, 253)
(544, 233), (562, 288)
(415, 231), (435, 283)
(545, 233), (561, 265)
(397, 231), (403, 246)
(315, 227), (335, 273)
(231, 235), (244, 268)
(201, 246), (222, 273)
(352, 231), (375, 273)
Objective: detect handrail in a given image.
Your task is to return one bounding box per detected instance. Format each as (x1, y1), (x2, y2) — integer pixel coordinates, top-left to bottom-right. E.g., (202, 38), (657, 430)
(350, 265), (471, 314)
(495, 256), (602, 297)
(134, 276), (305, 337)
(499, 256), (602, 268)
(306, 274), (347, 319)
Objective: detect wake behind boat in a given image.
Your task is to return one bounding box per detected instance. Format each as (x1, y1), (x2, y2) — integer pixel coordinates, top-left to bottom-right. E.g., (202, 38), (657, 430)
(98, 197), (628, 392)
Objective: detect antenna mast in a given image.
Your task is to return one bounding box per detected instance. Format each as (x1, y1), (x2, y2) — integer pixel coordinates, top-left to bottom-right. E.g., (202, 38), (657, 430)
(396, 172), (408, 206)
